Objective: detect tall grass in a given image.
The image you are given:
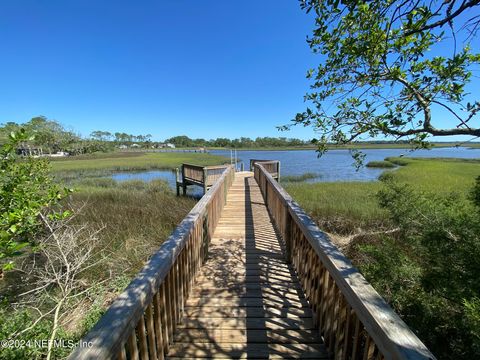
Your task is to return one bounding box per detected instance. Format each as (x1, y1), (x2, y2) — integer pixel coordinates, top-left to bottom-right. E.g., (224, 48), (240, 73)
(286, 157), (480, 234)
(285, 181), (387, 234)
(70, 179), (196, 278)
(51, 151), (228, 173)
(366, 160), (396, 168)
(281, 172), (319, 183)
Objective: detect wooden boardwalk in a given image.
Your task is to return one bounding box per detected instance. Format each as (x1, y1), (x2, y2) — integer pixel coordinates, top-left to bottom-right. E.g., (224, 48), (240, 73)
(71, 164), (435, 360)
(167, 172), (328, 359)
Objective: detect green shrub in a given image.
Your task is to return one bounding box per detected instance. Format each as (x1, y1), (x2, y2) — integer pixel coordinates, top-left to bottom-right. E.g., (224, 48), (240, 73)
(0, 130), (70, 270)
(0, 308), (77, 360)
(357, 179), (480, 359)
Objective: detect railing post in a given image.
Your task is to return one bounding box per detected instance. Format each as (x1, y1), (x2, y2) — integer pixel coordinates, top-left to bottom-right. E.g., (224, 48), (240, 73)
(175, 168), (180, 196)
(203, 168), (208, 195)
(284, 211), (292, 263)
(277, 161), (281, 182)
(181, 165), (187, 195)
(202, 212), (209, 263)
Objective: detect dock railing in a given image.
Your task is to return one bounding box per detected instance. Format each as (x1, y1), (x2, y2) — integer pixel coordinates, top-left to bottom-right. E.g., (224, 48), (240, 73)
(249, 159), (280, 180)
(178, 164), (229, 195)
(254, 163), (435, 360)
(69, 165), (235, 360)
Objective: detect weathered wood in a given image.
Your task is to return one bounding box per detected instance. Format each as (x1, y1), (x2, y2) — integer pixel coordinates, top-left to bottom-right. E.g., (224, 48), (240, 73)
(71, 160), (434, 360)
(69, 165), (235, 360)
(173, 328), (321, 343)
(254, 163), (436, 360)
(249, 159), (280, 180)
(168, 173), (327, 359)
(145, 304), (158, 360)
(167, 342), (329, 359)
(178, 163), (229, 195)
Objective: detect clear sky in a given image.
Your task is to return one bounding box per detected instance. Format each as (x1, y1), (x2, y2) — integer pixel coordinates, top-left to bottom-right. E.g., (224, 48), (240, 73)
(0, 0), (318, 141)
(0, 1), (478, 142)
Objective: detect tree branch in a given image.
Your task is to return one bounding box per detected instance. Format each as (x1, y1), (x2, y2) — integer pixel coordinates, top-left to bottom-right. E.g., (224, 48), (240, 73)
(403, 0), (480, 36)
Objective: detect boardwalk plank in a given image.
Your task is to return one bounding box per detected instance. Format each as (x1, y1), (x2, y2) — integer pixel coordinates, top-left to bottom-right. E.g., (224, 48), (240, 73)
(167, 173), (325, 359)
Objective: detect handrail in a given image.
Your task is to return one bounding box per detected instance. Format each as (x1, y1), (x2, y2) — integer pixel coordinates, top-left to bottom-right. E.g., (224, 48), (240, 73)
(250, 159), (280, 181)
(204, 164), (229, 170)
(70, 165), (235, 360)
(254, 163), (435, 360)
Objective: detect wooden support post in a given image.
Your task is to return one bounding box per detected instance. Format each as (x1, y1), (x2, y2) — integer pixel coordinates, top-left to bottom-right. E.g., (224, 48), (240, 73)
(203, 167), (208, 195)
(181, 165), (187, 196)
(175, 168), (180, 196)
(277, 161), (281, 182)
(240, 162), (244, 171)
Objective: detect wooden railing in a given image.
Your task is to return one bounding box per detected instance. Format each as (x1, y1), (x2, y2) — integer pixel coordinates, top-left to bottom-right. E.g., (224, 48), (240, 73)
(204, 165), (229, 186)
(249, 159), (280, 180)
(254, 163), (435, 360)
(69, 165), (235, 360)
(178, 164), (229, 195)
(182, 163), (205, 185)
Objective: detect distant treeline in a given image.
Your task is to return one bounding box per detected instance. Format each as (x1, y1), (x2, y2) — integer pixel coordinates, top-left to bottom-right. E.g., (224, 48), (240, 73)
(3, 116), (466, 155)
(0, 117), (112, 155)
(163, 135), (309, 148)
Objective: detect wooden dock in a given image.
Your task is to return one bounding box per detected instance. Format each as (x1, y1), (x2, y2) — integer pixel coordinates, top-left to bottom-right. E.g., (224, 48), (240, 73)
(176, 164), (229, 196)
(167, 172), (328, 358)
(70, 162), (435, 360)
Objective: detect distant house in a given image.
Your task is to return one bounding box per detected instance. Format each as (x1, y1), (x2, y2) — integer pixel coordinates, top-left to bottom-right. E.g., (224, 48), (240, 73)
(16, 146), (43, 156)
(166, 143), (176, 149)
(48, 151), (69, 158)
(130, 143), (141, 148)
(118, 144), (128, 149)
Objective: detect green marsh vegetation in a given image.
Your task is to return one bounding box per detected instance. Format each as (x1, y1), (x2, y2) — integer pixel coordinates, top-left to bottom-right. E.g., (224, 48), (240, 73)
(365, 160), (396, 168)
(281, 172), (318, 183)
(0, 144), (227, 359)
(51, 151), (228, 173)
(286, 157), (480, 359)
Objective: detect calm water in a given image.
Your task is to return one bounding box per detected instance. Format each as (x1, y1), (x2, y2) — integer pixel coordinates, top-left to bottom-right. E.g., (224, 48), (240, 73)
(111, 147), (480, 193)
(111, 170), (206, 197)
(212, 147), (480, 182)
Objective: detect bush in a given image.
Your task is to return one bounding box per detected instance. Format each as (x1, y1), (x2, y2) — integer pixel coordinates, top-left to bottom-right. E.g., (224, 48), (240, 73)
(356, 179), (480, 359)
(0, 308), (77, 360)
(0, 130), (70, 270)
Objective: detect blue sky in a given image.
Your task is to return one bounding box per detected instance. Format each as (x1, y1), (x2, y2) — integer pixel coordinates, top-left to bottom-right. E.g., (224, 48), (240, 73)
(0, 1), (478, 142)
(0, 0), (317, 141)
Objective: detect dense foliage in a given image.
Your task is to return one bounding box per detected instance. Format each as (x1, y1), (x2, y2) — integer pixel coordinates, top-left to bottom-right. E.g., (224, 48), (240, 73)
(0, 117), (117, 155)
(357, 177), (480, 358)
(164, 135), (309, 148)
(288, 0), (480, 152)
(0, 130), (69, 270)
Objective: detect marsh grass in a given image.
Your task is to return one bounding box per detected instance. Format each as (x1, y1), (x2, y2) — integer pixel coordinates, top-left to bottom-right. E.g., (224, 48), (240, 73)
(69, 179), (196, 278)
(286, 157), (480, 235)
(366, 160), (396, 168)
(285, 181), (387, 234)
(281, 172), (319, 183)
(51, 151), (228, 173)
